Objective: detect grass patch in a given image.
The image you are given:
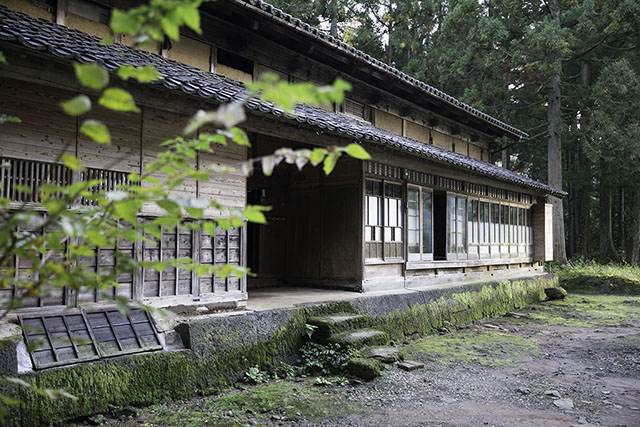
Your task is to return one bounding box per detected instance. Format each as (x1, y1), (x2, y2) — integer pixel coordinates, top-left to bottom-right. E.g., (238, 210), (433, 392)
(518, 294), (640, 327)
(550, 260), (640, 295)
(400, 329), (539, 367)
(147, 380), (363, 426)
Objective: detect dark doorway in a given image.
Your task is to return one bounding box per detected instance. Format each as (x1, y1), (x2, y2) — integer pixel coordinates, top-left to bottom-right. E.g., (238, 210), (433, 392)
(433, 191), (447, 260)
(245, 134), (362, 291)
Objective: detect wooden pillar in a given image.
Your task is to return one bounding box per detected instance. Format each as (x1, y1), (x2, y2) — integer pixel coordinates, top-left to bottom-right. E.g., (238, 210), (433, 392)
(533, 203), (553, 262)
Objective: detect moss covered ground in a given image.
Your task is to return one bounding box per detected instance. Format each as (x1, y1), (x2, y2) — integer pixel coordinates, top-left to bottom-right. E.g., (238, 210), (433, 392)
(144, 379), (364, 426)
(551, 260), (640, 295)
(400, 329), (539, 367)
(513, 294), (640, 327)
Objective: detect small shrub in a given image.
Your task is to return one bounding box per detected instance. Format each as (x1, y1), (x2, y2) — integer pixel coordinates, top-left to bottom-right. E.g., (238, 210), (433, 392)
(244, 366), (271, 384)
(314, 377), (333, 386)
(272, 362), (296, 379)
(299, 342), (360, 375)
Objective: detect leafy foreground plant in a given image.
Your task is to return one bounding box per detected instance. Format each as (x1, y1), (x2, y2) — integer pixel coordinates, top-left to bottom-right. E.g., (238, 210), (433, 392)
(299, 342), (360, 376)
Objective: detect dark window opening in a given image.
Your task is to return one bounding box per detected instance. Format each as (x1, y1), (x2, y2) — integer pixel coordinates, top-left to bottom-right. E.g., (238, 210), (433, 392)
(433, 191), (447, 260)
(217, 48), (254, 75)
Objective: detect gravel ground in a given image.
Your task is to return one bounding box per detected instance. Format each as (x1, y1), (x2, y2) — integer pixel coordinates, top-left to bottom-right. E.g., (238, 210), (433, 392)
(89, 294), (640, 427)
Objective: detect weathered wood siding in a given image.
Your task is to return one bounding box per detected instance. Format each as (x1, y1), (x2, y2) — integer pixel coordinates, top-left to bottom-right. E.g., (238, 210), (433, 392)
(0, 78), (248, 308)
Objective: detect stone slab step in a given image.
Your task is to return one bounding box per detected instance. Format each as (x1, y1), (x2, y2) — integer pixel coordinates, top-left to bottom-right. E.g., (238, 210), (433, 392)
(329, 329), (389, 349)
(398, 360), (426, 371)
(308, 313), (367, 343)
(361, 346), (399, 363)
(346, 357), (382, 381)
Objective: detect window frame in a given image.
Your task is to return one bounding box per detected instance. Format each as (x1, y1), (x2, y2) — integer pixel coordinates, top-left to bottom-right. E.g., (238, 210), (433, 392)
(446, 193), (467, 260)
(364, 178), (404, 261)
(407, 185), (433, 262)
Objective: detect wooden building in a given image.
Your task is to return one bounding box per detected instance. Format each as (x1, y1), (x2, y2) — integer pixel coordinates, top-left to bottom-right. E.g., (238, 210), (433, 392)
(0, 0), (563, 323)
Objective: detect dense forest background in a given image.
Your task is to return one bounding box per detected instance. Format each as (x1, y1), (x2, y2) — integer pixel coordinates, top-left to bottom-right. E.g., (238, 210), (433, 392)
(270, 0), (640, 265)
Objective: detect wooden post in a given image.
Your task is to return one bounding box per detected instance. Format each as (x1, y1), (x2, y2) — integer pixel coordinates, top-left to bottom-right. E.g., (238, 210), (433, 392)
(56, 0), (67, 26)
(533, 203), (553, 262)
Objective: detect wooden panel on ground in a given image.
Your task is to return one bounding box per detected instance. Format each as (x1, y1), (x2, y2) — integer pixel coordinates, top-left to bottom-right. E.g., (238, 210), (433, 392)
(19, 312), (100, 370)
(84, 308), (162, 357)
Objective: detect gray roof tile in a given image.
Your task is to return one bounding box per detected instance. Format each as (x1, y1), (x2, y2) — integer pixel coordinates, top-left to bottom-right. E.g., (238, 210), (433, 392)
(0, 5), (564, 196)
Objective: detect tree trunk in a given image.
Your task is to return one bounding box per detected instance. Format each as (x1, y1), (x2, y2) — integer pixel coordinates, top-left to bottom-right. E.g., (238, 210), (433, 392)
(576, 60), (592, 257)
(577, 149), (592, 256)
(329, 0), (338, 38)
(547, 1), (567, 263)
(598, 167), (618, 262)
(625, 187), (640, 265)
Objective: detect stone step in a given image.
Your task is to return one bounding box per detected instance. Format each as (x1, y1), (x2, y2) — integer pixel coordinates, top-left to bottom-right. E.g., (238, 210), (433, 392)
(361, 346), (399, 363)
(398, 360), (426, 371)
(328, 329), (389, 349)
(307, 313), (368, 343)
(346, 357), (382, 381)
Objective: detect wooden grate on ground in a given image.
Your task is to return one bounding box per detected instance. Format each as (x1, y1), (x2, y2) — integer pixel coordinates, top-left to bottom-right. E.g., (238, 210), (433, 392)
(19, 308), (162, 370)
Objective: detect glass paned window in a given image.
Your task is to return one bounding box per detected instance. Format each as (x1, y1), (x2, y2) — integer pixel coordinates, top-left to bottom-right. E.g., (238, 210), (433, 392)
(447, 195), (467, 256)
(510, 206), (518, 244)
(481, 202), (489, 244)
(490, 203), (499, 243)
(365, 180), (382, 242)
(408, 188), (420, 254)
(407, 187), (433, 261)
(384, 183), (403, 243)
(447, 195), (456, 254)
(501, 205), (509, 244)
(422, 191), (432, 254)
(457, 198), (467, 254)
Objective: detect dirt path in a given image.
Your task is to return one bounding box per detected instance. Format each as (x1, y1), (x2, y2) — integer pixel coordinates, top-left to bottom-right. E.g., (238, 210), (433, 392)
(91, 294), (640, 427)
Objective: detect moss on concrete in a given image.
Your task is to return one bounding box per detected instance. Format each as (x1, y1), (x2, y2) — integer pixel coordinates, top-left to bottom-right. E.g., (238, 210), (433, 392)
(1, 275), (555, 425)
(365, 276), (550, 341)
(345, 357), (382, 380)
(329, 329), (390, 349)
(400, 329), (539, 367)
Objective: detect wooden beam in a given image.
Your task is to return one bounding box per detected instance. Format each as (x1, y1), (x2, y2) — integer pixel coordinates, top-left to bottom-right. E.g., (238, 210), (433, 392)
(56, 0), (67, 26)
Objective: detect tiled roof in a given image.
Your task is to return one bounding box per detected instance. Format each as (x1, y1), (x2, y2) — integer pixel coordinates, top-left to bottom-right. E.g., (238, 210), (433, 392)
(231, 0), (529, 141)
(0, 5), (565, 196)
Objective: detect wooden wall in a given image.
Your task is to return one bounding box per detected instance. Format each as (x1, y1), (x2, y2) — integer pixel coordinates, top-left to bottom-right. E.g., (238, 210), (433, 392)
(0, 77), (247, 308)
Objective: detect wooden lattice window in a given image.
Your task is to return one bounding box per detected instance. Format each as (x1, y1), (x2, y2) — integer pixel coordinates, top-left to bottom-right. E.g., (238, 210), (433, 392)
(0, 157), (72, 203)
(199, 226), (241, 294)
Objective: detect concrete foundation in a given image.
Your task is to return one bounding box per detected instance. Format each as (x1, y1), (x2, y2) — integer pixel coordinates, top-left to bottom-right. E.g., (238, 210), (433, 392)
(1, 274), (556, 426)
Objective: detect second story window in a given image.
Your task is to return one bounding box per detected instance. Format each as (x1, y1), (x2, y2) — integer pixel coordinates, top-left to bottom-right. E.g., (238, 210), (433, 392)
(341, 99), (371, 122)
